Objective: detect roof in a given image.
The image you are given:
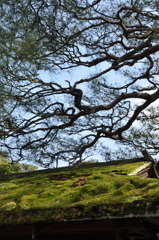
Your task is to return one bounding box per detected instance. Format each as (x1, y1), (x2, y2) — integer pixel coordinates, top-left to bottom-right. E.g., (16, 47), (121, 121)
(0, 151), (159, 227)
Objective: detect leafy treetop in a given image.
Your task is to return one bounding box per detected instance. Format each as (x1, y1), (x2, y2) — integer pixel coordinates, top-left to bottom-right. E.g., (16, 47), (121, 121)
(0, 0), (159, 166)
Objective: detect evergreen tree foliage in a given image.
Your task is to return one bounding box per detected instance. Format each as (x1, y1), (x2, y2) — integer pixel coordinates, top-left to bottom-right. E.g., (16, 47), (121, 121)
(0, 0), (159, 166)
(0, 151), (38, 174)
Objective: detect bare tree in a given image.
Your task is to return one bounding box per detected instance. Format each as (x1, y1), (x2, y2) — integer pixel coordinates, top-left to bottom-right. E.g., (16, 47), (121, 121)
(1, 0), (159, 166)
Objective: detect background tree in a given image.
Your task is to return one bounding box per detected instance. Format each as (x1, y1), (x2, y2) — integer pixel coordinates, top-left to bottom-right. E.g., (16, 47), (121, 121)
(0, 151), (38, 174)
(0, 0), (159, 167)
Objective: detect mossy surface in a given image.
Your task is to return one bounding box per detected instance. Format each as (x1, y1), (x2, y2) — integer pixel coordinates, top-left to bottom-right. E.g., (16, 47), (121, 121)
(0, 160), (159, 225)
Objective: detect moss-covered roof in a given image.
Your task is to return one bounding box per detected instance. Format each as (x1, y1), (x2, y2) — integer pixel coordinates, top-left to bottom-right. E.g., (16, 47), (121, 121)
(0, 158), (159, 225)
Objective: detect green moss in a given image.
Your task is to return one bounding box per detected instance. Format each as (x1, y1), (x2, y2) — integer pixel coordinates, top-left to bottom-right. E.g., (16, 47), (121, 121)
(0, 160), (158, 225)
(0, 183), (18, 190)
(94, 182), (113, 194)
(1, 202), (16, 211)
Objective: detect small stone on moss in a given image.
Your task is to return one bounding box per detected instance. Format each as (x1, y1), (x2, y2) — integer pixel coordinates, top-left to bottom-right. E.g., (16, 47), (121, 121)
(1, 202), (16, 211)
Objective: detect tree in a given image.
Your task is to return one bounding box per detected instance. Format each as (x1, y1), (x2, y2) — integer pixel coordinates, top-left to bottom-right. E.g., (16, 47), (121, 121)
(0, 151), (38, 174)
(0, 0), (159, 166)
(124, 106), (159, 158)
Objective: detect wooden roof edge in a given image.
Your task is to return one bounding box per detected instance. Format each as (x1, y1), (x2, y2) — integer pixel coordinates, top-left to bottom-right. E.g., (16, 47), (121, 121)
(142, 150), (159, 179)
(0, 150), (154, 180)
(142, 150), (154, 162)
(0, 157), (146, 179)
